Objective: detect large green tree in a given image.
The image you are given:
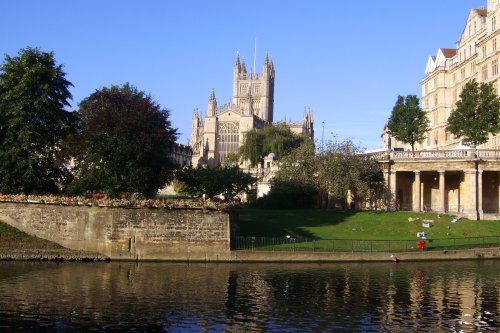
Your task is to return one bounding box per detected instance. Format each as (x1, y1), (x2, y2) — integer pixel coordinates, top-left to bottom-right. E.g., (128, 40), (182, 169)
(268, 138), (383, 209)
(387, 95), (429, 151)
(318, 139), (383, 208)
(265, 140), (320, 209)
(239, 124), (308, 167)
(67, 83), (177, 197)
(0, 47), (76, 194)
(447, 80), (500, 147)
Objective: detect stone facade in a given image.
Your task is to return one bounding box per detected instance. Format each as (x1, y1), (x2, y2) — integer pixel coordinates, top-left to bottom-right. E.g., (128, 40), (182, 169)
(0, 203), (232, 261)
(190, 54), (314, 168)
(371, 149), (500, 220)
(375, 1), (500, 220)
(169, 143), (192, 168)
(385, 0), (500, 151)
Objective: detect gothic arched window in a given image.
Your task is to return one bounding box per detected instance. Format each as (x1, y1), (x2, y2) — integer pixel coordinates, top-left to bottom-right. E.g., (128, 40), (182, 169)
(217, 122), (239, 163)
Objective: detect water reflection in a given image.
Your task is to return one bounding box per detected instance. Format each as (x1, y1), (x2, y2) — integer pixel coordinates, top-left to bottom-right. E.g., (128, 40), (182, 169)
(0, 261), (498, 332)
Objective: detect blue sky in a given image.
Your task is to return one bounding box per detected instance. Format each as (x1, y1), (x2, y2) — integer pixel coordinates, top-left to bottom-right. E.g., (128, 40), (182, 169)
(0, 0), (486, 149)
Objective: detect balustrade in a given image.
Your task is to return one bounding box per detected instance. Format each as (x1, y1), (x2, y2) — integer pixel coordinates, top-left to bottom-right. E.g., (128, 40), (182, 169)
(365, 149), (500, 161)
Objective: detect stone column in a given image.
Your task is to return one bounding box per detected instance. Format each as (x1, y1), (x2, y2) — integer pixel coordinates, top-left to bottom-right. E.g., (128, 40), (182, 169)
(439, 170), (446, 212)
(413, 171), (421, 212)
(463, 170), (478, 220)
(390, 171), (397, 210)
(478, 170), (483, 219)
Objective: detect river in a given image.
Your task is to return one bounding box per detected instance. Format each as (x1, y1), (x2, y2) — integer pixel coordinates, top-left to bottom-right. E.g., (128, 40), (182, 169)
(0, 260), (498, 332)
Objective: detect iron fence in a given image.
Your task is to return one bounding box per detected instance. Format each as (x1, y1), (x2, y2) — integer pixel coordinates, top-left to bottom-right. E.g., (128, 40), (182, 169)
(233, 236), (500, 252)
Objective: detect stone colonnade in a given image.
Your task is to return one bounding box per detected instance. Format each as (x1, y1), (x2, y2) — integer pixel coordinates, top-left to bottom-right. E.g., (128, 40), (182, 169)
(384, 161), (500, 220)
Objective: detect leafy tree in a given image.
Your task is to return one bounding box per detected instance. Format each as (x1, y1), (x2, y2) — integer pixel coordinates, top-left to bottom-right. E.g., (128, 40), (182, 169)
(239, 124), (308, 167)
(447, 80), (500, 147)
(175, 166), (255, 199)
(67, 83), (177, 197)
(387, 95), (429, 151)
(318, 139), (383, 208)
(0, 47), (77, 194)
(267, 138), (383, 209)
(274, 140), (318, 189)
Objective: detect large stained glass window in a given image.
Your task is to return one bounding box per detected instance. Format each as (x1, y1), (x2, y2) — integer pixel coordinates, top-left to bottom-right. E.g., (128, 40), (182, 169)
(217, 122), (239, 163)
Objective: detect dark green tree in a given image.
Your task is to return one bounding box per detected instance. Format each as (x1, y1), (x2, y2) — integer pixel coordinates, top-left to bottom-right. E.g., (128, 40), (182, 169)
(239, 124), (308, 167)
(0, 47), (77, 194)
(447, 80), (500, 147)
(387, 95), (429, 151)
(175, 166), (255, 200)
(67, 83), (177, 197)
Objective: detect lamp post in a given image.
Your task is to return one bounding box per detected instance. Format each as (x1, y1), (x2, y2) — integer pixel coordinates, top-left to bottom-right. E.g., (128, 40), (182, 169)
(321, 121), (325, 152)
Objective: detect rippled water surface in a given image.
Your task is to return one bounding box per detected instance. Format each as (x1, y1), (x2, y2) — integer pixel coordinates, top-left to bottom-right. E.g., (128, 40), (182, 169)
(0, 260), (499, 332)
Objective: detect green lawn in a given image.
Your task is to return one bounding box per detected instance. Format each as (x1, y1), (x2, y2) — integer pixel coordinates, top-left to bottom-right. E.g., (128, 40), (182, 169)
(236, 209), (500, 241)
(0, 221), (63, 250)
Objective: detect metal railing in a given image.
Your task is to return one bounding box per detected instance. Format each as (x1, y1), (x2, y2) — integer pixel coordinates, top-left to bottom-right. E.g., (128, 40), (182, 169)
(233, 236), (500, 252)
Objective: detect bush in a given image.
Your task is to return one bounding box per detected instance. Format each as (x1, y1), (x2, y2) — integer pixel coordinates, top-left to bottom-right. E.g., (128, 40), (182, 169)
(251, 180), (318, 209)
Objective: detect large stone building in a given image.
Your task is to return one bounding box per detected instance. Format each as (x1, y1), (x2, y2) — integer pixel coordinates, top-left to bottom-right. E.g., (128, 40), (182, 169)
(190, 54), (313, 167)
(376, 0), (500, 220)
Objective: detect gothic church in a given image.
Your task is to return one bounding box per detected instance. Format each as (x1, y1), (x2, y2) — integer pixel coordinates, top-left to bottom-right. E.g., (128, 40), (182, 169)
(190, 53), (314, 167)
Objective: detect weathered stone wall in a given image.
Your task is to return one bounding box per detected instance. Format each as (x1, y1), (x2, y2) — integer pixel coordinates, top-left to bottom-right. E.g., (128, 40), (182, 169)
(0, 203), (231, 261)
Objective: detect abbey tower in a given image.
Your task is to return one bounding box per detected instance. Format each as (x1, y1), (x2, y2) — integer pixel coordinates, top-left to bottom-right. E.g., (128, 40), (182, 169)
(190, 53), (313, 168)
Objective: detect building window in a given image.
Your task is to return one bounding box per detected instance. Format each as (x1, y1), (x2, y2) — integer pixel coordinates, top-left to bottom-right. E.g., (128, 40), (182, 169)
(492, 16), (496, 31)
(461, 67), (465, 80)
(452, 73), (456, 84)
(494, 39), (497, 51)
(482, 65), (489, 80)
(240, 84), (248, 94)
(493, 59), (498, 76)
(483, 45), (487, 58)
(217, 122), (239, 164)
(424, 83), (428, 94)
(434, 95), (438, 107)
(253, 85), (261, 94)
(471, 61), (476, 74)
(427, 132), (431, 146)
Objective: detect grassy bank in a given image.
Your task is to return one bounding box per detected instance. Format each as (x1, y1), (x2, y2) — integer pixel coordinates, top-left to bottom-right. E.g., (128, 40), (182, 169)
(237, 209), (500, 241)
(0, 221), (109, 261)
(0, 221), (63, 250)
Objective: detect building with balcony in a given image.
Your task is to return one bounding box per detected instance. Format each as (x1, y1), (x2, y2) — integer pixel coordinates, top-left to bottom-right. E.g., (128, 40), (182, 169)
(378, 1), (500, 220)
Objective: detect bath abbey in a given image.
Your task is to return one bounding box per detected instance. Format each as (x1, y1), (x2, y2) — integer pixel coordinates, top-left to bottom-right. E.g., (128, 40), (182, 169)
(189, 53), (313, 168)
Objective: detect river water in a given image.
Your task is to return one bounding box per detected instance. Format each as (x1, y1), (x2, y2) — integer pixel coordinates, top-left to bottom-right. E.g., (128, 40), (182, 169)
(0, 260), (499, 332)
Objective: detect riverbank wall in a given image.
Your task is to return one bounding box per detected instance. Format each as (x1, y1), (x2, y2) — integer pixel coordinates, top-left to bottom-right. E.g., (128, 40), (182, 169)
(229, 247), (500, 262)
(2, 203), (500, 262)
(0, 203), (231, 261)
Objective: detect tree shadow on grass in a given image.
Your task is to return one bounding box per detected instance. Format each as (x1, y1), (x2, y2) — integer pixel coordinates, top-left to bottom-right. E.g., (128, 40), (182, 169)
(235, 208), (363, 239)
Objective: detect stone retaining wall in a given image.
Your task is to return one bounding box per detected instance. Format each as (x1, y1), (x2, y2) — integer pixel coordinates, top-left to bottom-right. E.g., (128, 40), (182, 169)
(0, 203), (231, 261)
